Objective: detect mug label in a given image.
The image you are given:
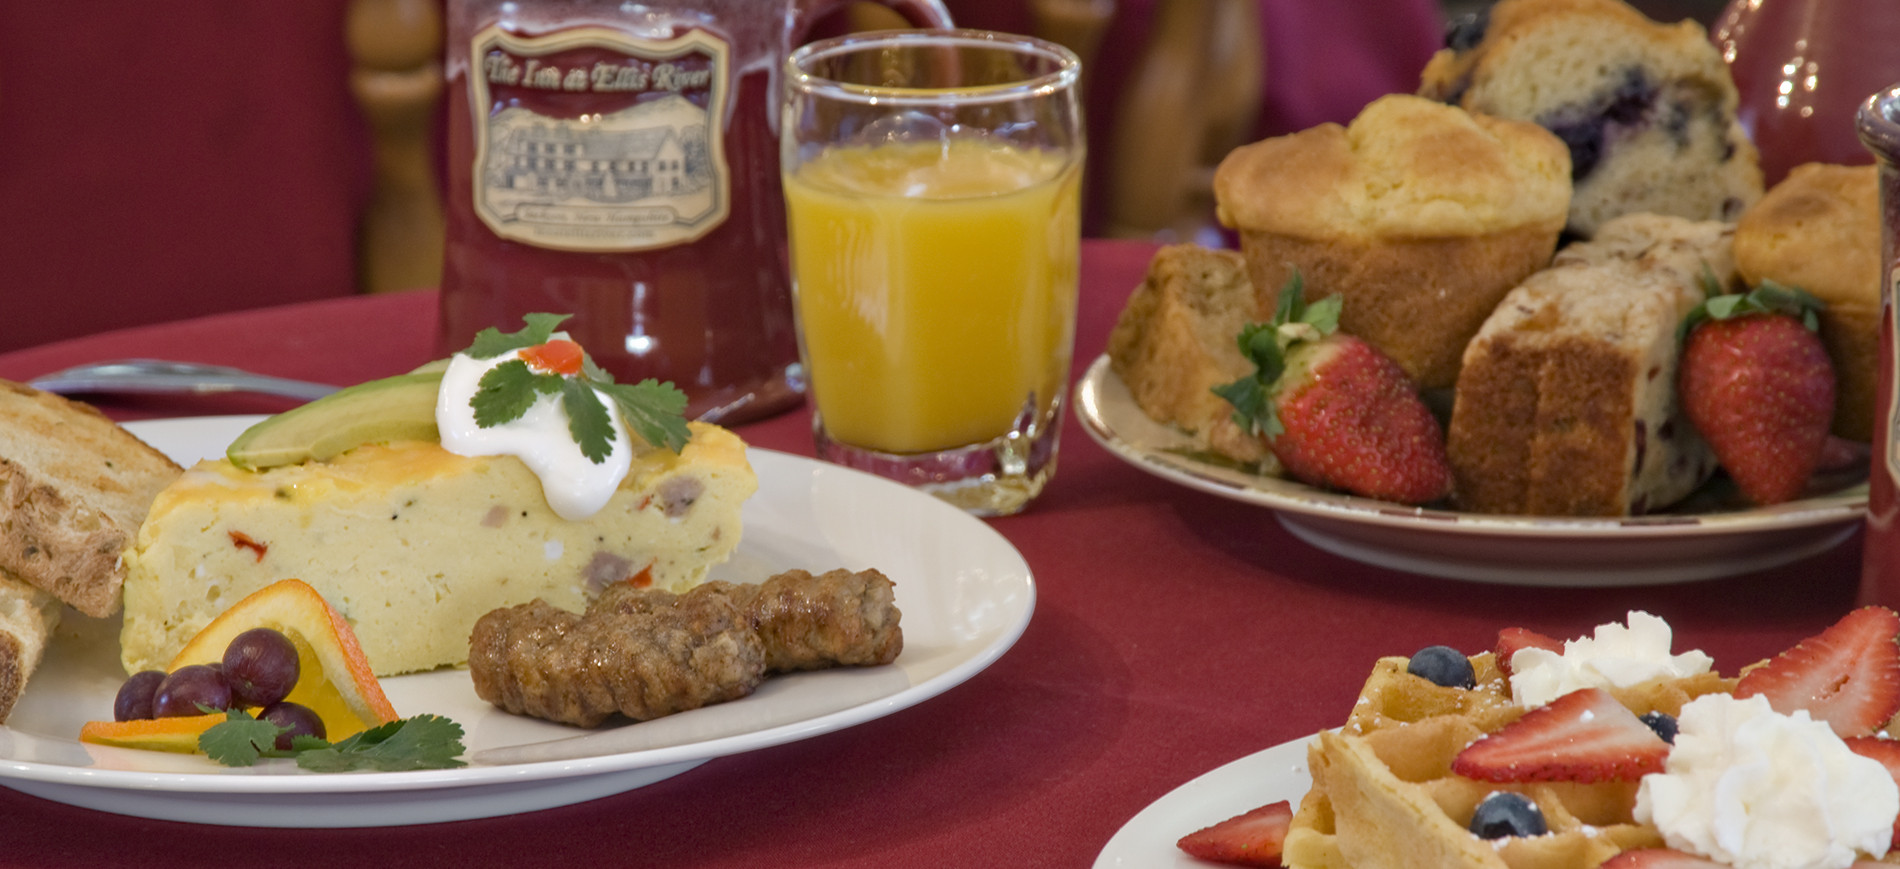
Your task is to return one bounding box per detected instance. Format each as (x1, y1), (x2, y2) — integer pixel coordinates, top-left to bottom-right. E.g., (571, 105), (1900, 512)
(467, 25), (730, 252)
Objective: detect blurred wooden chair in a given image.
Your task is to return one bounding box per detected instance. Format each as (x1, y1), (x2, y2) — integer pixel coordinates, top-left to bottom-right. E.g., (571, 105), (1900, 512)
(1099, 0), (1263, 242)
(345, 0), (446, 296)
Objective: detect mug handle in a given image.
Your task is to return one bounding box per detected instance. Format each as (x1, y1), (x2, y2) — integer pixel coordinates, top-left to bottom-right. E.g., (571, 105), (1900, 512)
(801, 0), (952, 32)
(873, 0), (953, 28)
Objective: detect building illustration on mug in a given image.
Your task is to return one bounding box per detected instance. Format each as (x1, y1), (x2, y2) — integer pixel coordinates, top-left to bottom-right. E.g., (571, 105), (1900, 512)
(478, 93), (724, 248)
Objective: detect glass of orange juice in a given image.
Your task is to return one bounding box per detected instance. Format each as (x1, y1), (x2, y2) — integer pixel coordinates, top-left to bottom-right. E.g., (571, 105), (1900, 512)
(781, 29), (1082, 516)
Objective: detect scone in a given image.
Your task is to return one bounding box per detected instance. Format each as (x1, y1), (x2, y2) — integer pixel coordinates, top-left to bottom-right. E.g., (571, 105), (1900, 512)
(1733, 163), (1880, 442)
(1447, 213), (1731, 516)
(1213, 94), (1570, 389)
(0, 380), (183, 617)
(120, 422), (756, 677)
(1106, 244), (1273, 467)
(1419, 0), (1763, 238)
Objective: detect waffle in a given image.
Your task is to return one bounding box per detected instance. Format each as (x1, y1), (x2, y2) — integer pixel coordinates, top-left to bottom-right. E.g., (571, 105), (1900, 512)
(1284, 652), (1735, 869)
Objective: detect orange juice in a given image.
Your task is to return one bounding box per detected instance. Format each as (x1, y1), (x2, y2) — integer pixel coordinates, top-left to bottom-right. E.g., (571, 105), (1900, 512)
(784, 139), (1081, 454)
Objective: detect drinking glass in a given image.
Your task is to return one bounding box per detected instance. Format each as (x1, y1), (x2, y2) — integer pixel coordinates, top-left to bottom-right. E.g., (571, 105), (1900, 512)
(781, 29), (1083, 516)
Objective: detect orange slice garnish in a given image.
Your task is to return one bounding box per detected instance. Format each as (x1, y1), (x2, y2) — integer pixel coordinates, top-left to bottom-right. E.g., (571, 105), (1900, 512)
(166, 579), (399, 741)
(79, 713), (226, 753)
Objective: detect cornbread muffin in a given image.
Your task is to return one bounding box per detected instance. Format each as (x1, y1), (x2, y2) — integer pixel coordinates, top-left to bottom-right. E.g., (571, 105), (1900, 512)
(1447, 214), (1732, 516)
(1284, 649), (1734, 869)
(1419, 0), (1763, 238)
(1734, 163), (1881, 441)
(120, 422), (756, 677)
(1213, 94), (1570, 389)
(1106, 244), (1272, 467)
(0, 380), (183, 617)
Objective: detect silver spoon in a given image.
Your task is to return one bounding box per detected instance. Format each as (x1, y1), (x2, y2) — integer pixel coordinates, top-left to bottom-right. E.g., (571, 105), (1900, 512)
(28, 359), (340, 402)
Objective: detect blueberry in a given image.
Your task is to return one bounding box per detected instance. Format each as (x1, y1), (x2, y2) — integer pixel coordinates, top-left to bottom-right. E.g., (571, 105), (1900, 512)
(1406, 645), (1476, 689)
(1641, 711), (1679, 744)
(1469, 791), (1548, 839)
(1543, 117), (1607, 181)
(1539, 69), (1658, 182)
(1444, 9), (1490, 51)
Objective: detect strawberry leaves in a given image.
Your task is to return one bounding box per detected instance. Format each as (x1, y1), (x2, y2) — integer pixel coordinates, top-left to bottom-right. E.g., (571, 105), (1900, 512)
(1213, 272), (1343, 440)
(1679, 278), (1825, 342)
(463, 314), (691, 456)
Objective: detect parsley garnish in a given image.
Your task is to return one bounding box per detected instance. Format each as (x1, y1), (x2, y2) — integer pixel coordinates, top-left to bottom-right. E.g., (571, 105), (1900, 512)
(200, 709), (467, 772)
(462, 314), (692, 456)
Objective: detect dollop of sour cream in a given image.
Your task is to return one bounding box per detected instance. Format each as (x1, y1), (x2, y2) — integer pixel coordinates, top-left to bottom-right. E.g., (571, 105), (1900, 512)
(435, 337), (633, 521)
(1636, 693), (1898, 869)
(1510, 610), (1713, 708)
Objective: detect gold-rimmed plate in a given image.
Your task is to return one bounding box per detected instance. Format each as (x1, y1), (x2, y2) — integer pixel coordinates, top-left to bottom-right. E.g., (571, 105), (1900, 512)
(1075, 355), (1866, 586)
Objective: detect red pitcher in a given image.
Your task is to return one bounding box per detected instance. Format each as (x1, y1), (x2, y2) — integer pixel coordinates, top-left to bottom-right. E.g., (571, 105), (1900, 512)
(438, 0), (951, 424)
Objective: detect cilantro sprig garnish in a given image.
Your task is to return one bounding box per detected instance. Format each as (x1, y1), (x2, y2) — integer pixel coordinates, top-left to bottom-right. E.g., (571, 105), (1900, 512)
(200, 709), (467, 772)
(463, 313), (692, 458)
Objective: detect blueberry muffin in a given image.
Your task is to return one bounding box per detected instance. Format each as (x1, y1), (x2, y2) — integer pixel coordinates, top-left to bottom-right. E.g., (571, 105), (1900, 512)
(1213, 94), (1571, 390)
(1420, 0), (1763, 238)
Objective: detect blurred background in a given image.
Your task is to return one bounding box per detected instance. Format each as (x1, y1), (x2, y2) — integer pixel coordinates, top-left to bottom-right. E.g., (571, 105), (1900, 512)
(1444, 0), (1726, 23)
(0, 0), (1743, 355)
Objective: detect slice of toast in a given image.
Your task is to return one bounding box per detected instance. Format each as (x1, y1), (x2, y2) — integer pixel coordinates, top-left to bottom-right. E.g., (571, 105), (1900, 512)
(0, 571), (60, 722)
(0, 379), (182, 617)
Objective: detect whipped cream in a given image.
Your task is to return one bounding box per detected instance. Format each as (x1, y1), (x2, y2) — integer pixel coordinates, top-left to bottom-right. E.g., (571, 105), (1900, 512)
(1510, 611), (1712, 708)
(435, 337), (633, 521)
(1635, 693), (1897, 869)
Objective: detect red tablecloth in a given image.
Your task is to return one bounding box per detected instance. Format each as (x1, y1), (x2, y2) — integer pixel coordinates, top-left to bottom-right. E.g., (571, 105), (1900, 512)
(0, 240), (1868, 867)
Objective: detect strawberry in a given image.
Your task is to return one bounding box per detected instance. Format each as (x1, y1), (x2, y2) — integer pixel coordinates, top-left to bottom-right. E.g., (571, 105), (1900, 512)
(1677, 280), (1835, 506)
(1734, 605), (1900, 738)
(1451, 686), (1670, 783)
(1175, 799), (1292, 867)
(1214, 274), (1452, 505)
(1842, 735), (1900, 849)
(1494, 627), (1564, 679)
(1598, 850), (1731, 868)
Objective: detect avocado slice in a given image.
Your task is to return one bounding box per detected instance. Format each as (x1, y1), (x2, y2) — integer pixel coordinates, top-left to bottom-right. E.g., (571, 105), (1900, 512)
(227, 371), (445, 470)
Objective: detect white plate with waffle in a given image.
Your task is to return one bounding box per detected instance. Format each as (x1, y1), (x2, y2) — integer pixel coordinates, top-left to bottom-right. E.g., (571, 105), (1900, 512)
(0, 415), (1036, 828)
(1076, 355), (1868, 587)
(1095, 734), (1315, 869)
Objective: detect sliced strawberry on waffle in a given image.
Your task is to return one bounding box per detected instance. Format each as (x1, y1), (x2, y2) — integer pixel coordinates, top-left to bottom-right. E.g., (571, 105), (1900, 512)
(1494, 626), (1564, 679)
(1734, 606), (1900, 738)
(1176, 800), (1291, 867)
(1843, 735), (1900, 849)
(1451, 687), (1670, 783)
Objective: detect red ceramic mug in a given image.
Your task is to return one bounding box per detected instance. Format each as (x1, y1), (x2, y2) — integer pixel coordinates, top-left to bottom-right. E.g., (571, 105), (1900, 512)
(438, 0), (951, 424)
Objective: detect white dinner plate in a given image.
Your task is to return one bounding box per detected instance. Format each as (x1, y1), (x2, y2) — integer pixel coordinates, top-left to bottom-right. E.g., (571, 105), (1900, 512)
(1095, 735), (1316, 869)
(1076, 355), (1867, 586)
(0, 416), (1035, 828)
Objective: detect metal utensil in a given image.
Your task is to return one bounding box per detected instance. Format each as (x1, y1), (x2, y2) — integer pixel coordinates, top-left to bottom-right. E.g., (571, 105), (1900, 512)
(29, 359), (340, 402)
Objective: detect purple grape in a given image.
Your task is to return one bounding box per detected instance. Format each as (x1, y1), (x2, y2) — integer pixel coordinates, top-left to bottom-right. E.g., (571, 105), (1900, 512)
(151, 664), (233, 717)
(222, 627), (300, 708)
(258, 701), (326, 751)
(112, 670), (167, 721)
